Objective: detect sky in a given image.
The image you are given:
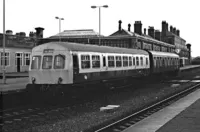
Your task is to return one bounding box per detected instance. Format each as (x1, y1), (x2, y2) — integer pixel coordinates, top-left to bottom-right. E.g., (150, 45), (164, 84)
(0, 0), (199, 57)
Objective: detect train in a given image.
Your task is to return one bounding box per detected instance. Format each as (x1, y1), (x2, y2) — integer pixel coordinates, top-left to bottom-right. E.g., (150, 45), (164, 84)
(26, 41), (180, 101)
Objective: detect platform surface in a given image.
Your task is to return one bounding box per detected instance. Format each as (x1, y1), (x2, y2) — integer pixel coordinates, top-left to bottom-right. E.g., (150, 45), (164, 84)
(123, 87), (200, 132)
(180, 65), (200, 71)
(156, 98), (200, 132)
(0, 77), (28, 92)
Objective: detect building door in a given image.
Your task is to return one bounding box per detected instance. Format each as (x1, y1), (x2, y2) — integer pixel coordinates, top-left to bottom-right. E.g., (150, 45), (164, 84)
(17, 57), (20, 72)
(15, 53), (22, 72)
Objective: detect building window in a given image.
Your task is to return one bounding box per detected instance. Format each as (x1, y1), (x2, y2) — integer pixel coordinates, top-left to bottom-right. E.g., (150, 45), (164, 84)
(81, 55), (90, 69)
(108, 56), (115, 67)
(1, 52), (9, 66)
(24, 53), (31, 66)
(92, 55), (100, 68)
(15, 53), (23, 66)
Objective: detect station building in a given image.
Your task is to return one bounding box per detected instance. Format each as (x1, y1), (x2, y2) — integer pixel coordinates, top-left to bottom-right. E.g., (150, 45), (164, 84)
(0, 27), (44, 73)
(37, 20), (191, 67)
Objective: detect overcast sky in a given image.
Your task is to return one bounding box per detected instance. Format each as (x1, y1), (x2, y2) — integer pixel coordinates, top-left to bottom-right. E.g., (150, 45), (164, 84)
(0, 0), (199, 57)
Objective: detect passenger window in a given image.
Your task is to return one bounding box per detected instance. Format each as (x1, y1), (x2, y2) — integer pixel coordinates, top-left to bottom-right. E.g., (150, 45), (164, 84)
(140, 57), (143, 66)
(136, 57), (139, 66)
(92, 55), (100, 68)
(42, 56), (53, 69)
(81, 55), (90, 69)
(115, 56), (122, 67)
(146, 58), (148, 65)
(31, 56), (41, 69)
(54, 55), (65, 69)
(123, 56), (128, 67)
(133, 57), (135, 66)
(129, 56), (132, 66)
(108, 56), (115, 67)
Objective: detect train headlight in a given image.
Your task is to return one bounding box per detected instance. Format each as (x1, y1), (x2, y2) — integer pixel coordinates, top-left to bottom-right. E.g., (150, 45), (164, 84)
(58, 77), (63, 84)
(32, 77), (36, 84)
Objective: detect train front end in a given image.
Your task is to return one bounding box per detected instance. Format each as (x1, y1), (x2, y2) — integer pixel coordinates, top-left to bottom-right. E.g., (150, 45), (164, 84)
(26, 43), (73, 103)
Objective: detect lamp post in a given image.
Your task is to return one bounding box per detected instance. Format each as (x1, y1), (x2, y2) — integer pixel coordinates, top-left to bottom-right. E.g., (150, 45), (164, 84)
(2, 0), (6, 84)
(55, 16), (64, 42)
(91, 5), (108, 45)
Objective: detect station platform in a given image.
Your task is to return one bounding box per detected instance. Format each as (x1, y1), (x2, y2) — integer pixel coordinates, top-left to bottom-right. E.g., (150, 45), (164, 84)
(0, 77), (28, 93)
(180, 64), (200, 71)
(0, 72), (28, 79)
(123, 86), (200, 132)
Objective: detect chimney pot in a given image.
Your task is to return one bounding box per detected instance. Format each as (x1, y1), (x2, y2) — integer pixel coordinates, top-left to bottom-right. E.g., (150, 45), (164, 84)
(128, 23), (131, 32)
(118, 20), (122, 31)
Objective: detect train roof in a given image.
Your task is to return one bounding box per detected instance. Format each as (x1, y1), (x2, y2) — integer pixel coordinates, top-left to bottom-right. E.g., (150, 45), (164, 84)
(149, 50), (179, 58)
(33, 42), (149, 55)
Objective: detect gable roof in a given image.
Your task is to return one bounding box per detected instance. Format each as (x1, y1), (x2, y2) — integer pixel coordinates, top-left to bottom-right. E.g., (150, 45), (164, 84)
(50, 29), (100, 38)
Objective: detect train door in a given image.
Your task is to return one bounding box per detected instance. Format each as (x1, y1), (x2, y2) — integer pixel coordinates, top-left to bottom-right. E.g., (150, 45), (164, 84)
(15, 53), (22, 72)
(101, 54), (107, 71)
(72, 54), (79, 75)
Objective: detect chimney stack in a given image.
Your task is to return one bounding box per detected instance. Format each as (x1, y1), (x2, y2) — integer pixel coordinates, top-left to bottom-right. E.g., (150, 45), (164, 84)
(155, 30), (161, 41)
(170, 26), (173, 32)
(35, 27), (44, 38)
(148, 26), (155, 38)
(128, 23), (131, 32)
(176, 29), (180, 36)
(186, 43), (191, 64)
(173, 27), (176, 34)
(134, 21), (142, 35)
(6, 30), (13, 35)
(118, 20), (122, 31)
(144, 28), (146, 35)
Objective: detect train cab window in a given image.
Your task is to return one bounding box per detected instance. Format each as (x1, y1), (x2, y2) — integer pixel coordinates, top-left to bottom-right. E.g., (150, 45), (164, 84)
(116, 56), (122, 67)
(42, 56), (53, 69)
(123, 56), (128, 67)
(31, 56), (41, 69)
(54, 55), (65, 69)
(133, 57), (135, 66)
(129, 56), (132, 66)
(140, 57), (143, 66)
(136, 57), (139, 66)
(81, 55), (90, 69)
(108, 56), (115, 67)
(92, 55), (100, 68)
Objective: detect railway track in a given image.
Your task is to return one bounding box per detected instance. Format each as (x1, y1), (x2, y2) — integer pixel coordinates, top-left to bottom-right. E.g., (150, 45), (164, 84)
(90, 82), (200, 132)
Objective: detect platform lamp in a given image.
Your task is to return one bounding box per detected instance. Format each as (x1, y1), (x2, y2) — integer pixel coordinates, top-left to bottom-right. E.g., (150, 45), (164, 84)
(55, 16), (64, 42)
(91, 5), (108, 45)
(2, 0), (6, 84)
